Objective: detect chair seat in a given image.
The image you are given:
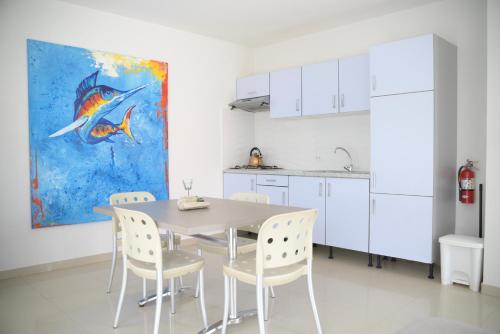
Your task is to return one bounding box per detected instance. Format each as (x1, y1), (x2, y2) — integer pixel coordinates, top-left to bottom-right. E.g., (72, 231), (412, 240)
(128, 250), (204, 280)
(223, 253), (307, 287)
(198, 233), (256, 255)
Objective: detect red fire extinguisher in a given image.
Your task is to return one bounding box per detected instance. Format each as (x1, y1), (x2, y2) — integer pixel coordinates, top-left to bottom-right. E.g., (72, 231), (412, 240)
(458, 159), (475, 204)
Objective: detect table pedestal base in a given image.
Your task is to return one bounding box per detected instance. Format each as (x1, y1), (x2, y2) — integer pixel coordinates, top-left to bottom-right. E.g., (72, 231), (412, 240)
(197, 309), (258, 334)
(138, 286), (192, 307)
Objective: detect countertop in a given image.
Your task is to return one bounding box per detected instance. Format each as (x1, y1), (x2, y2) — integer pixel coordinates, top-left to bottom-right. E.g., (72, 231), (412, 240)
(224, 168), (370, 179)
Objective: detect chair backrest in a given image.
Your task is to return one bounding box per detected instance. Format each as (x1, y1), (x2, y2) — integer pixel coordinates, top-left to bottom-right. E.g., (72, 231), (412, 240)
(255, 209), (317, 275)
(109, 192), (156, 233)
(113, 207), (163, 268)
(230, 192), (270, 204)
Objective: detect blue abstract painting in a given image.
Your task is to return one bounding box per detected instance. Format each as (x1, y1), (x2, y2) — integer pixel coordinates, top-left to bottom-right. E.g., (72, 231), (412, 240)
(27, 39), (169, 228)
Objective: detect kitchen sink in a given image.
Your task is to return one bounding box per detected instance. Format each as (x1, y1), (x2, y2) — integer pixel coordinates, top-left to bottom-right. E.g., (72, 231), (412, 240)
(304, 170), (369, 174)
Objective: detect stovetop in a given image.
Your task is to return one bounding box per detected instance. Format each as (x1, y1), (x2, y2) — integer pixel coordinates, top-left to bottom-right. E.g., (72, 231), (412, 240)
(230, 165), (282, 170)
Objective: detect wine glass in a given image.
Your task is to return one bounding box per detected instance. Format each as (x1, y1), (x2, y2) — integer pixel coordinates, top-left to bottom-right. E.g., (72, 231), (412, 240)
(182, 179), (193, 197)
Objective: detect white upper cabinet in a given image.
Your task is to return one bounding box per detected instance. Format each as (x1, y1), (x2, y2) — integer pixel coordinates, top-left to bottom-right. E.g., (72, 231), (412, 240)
(270, 67), (302, 118)
(339, 54), (369, 113)
(371, 91), (434, 196)
(236, 73), (269, 99)
(223, 173), (256, 199)
(370, 34), (434, 97)
(302, 60), (339, 116)
(288, 176), (326, 245)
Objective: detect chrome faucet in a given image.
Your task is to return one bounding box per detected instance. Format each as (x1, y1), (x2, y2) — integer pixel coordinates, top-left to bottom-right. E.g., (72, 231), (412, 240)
(334, 147), (353, 172)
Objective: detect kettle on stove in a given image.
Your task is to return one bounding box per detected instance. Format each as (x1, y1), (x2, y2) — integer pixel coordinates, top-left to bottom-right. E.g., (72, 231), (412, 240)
(248, 147), (263, 167)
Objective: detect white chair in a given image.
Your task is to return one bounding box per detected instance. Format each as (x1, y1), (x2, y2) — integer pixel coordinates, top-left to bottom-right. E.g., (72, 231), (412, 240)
(112, 207), (207, 334)
(107, 191), (180, 294)
(221, 209), (322, 334)
(195, 192), (275, 298)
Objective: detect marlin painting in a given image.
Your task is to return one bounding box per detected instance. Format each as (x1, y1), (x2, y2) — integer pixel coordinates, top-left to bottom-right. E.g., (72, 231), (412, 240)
(49, 71), (148, 144)
(28, 39), (169, 228)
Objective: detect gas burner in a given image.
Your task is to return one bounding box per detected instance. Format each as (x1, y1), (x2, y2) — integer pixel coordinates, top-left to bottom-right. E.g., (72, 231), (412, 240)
(231, 165), (282, 170)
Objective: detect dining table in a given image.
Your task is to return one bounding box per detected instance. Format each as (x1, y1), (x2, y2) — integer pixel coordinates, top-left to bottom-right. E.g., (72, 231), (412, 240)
(93, 196), (305, 334)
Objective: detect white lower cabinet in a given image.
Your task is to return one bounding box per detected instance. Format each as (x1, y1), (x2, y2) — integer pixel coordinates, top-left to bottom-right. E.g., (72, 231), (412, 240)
(369, 193), (433, 263)
(256, 185), (288, 206)
(288, 176), (326, 245)
(326, 178), (369, 252)
(223, 173), (256, 198)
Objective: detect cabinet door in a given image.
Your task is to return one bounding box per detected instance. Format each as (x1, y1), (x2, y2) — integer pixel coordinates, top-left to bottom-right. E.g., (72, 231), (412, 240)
(256, 185), (288, 206)
(236, 73), (269, 99)
(223, 173), (256, 199)
(326, 178), (369, 252)
(339, 54), (369, 113)
(270, 67), (302, 118)
(371, 91), (434, 196)
(302, 60), (339, 116)
(370, 34), (434, 97)
(288, 176), (326, 245)
(369, 193), (433, 263)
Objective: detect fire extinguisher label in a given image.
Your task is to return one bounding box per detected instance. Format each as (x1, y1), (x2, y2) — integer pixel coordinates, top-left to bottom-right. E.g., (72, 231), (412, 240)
(461, 179), (475, 190)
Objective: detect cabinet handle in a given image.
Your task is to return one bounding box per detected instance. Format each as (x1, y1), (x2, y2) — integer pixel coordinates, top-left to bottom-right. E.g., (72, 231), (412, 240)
(295, 98), (300, 112)
(371, 199), (376, 215)
(247, 90), (257, 96)
(318, 183), (323, 197)
(341, 94), (345, 108)
(250, 179), (255, 191)
(327, 183), (331, 197)
(332, 95), (336, 109)
(372, 75), (376, 91)
(282, 191), (286, 205)
(265, 179), (276, 183)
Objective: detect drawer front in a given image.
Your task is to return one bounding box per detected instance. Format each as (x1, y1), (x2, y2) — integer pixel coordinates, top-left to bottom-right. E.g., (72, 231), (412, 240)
(256, 174), (288, 187)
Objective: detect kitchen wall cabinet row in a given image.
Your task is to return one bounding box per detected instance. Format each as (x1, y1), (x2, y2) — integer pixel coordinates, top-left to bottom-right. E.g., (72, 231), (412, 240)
(223, 173), (369, 253)
(271, 54), (369, 118)
(236, 53), (369, 118)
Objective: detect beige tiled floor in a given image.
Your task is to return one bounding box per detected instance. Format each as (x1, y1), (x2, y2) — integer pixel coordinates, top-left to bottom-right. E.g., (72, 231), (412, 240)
(1, 245), (499, 334)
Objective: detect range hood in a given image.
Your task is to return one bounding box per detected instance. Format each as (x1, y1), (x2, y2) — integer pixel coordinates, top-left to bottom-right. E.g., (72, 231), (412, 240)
(228, 95), (270, 112)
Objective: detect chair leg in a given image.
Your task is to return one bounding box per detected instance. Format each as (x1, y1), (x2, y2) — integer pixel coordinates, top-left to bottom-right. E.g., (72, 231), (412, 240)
(221, 275), (230, 334)
(195, 248), (202, 298)
(270, 286), (276, 298)
(107, 234), (117, 293)
(113, 255), (127, 328)
(170, 277), (176, 314)
(142, 277), (147, 299)
(307, 265), (323, 334)
(264, 286), (269, 321)
(198, 269), (208, 329)
(153, 270), (163, 334)
(256, 275), (266, 334)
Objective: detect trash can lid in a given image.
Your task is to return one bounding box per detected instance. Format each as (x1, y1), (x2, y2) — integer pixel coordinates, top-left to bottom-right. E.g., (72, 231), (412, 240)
(438, 234), (484, 249)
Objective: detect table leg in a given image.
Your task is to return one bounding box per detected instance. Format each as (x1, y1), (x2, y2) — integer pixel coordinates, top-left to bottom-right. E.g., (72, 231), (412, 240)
(197, 227), (258, 334)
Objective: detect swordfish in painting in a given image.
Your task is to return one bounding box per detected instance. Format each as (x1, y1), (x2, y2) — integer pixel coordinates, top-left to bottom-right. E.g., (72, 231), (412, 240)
(27, 39), (169, 228)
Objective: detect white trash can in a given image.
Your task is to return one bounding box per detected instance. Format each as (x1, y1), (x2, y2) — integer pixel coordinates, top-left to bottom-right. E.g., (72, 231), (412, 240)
(439, 234), (484, 292)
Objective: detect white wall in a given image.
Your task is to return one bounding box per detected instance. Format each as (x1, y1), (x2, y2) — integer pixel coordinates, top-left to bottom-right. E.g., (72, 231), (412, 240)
(252, 0), (487, 235)
(0, 0), (252, 271)
(483, 0), (500, 290)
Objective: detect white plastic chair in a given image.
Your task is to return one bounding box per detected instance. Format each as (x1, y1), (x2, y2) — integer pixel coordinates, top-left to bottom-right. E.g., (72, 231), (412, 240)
(221, 209), (322, 334)
(107, 191), (180, 294)
(112, 207), (207, 334)
(195, 192), (275, 299)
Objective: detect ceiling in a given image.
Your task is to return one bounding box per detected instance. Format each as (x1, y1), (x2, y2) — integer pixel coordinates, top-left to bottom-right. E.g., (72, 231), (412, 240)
(59, 0), (441, 47)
